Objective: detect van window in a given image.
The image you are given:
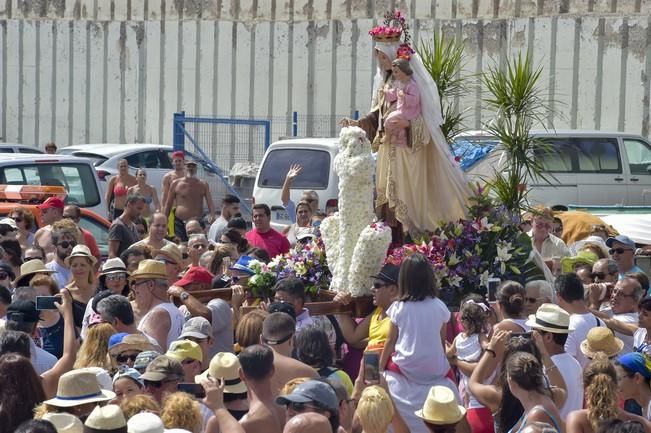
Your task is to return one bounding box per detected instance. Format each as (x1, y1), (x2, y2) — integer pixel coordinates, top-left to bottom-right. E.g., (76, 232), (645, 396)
(258, 149), (331, 189)
(623, 139), (651, 175)
(535, 138), (621, 173)
(0, 163), (101, 207)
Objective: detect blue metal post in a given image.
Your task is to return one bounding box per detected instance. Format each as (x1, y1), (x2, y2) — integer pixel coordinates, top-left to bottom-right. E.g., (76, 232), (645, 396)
(292, 111), (298, 137)
(263, 121), (271, 149)
(173, 111), (185, 151)
(353, 110), (359, 120)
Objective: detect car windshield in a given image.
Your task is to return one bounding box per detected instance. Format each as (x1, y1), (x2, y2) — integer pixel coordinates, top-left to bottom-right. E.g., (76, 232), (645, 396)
(0, 163), (101, 207)
(257, 148), (331, 188)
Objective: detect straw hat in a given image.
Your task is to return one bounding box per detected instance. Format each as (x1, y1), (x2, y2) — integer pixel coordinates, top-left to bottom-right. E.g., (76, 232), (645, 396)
(195, 352), (247, 394)
(415, 386), (466, 425)
(525, 303), (575, 334)
(13, 258), (53, 286)
(44, 370), (115, 408)
(64, 244), (97, 267)
(126, 413), (165, 433)
(128, 260), (168, 281)
(83, 404), (127, 433)
(41, 413), (83, 433)
(100, 258), (128, 276)
(152, 244), (183, 267)
(580, 327), (624, 359)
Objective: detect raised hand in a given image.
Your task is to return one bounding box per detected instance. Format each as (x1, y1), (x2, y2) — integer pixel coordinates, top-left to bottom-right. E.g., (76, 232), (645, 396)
(286, 164), (303, 181)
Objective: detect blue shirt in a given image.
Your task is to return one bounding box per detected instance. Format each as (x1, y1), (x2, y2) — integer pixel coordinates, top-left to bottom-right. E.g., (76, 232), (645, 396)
(619, 264), (644, 281)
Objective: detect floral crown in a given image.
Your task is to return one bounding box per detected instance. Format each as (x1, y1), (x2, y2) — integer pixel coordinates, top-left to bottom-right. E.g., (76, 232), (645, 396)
(369, 10), (415, 60)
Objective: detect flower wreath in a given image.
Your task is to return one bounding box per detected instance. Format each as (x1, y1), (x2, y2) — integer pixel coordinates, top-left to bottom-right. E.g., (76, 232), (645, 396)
(368, 10), (415, 60)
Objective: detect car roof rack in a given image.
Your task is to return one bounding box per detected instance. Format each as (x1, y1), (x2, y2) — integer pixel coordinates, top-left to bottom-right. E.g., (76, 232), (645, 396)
(0, 185), (67, 203)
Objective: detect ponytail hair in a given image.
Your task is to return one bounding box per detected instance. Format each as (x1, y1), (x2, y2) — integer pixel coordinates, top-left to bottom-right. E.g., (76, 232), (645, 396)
(584, 355), (619, 430)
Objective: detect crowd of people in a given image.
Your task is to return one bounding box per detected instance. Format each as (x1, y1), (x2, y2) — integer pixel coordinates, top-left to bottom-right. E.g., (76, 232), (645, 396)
(2, 157), (651, 433)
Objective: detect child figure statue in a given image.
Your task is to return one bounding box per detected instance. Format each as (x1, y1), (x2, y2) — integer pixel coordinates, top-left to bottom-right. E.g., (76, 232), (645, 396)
(383, 58), (420, 148)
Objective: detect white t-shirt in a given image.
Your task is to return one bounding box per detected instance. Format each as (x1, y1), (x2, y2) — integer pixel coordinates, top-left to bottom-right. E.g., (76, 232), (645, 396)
(30, 338), (57, 375)
(633, 328), (651, 356)
(387, 297), (451, 385)
(551, 352), (583, 419)
(613, 312), (638, 354)
(565, 312), (604, 368)
(207, 216), (228, 242)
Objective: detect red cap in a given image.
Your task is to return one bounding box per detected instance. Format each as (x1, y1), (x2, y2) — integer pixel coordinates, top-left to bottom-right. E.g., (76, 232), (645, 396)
(38, 196), (65, 210)
(172, 151), (185, 159)
(175, 266), (213, 287)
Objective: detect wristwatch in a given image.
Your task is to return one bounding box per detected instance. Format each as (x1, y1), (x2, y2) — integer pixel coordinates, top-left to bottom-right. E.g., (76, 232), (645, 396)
(180, 291), (190, 301)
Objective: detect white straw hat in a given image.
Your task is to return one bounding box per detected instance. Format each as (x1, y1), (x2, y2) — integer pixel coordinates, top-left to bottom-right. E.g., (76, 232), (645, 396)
(44, 370), (115, 408)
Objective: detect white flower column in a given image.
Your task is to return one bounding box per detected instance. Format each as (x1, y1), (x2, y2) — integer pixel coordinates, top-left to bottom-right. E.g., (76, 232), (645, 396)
(331, 126), (376, 291)
(320, 213), (342, 289)
(348, 223), (392, 296)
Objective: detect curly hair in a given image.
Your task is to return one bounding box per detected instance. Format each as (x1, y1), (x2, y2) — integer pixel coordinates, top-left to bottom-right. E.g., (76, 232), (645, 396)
(51, 219), (81, 244)
(356, 385), (394, 433)
(459, 300), (487, 335)
(161, 392), (202, 433)
(73, 322), (116, 370)
(11, 207), (35, 231)
(584, 354), (619, 430)
(119, 394), (160, 419)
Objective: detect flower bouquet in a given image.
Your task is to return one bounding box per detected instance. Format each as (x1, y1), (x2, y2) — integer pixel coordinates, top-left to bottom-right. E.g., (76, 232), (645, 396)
(386, 184), (546, 308)
(247, 260), (276, 299)
(268, 239), (332, 298)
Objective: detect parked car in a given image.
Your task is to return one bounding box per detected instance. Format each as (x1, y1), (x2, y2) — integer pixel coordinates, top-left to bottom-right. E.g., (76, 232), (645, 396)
(58, 144), (204, 189)
(0, 143), (44, 154)
(253, 138), (340, 229)
(0, 154), (106, 218)
(454, 130), (651, 207)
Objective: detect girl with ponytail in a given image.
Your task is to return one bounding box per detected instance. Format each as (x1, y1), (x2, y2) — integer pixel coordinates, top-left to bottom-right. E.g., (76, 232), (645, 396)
(566, 354), (651, 433)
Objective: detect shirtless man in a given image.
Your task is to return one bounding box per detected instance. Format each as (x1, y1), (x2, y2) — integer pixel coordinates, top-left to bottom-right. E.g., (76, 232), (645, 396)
(161, 150), (186, 214)
(164, 160), (215, 242)
(34, 196), (65, 255)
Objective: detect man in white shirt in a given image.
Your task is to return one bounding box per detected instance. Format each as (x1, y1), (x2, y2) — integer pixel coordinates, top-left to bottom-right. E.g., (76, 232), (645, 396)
(597, 276), (644, 354)
(526, 303), (583, 419)
(208, 194), (241, 242)
(529, 207), (570, 271)
(5, 300), (57, 374)
(555, 272), (605, 367)
(45, 220), (81, 288)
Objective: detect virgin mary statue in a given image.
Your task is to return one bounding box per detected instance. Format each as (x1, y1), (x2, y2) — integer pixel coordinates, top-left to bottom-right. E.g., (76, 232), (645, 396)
(342, 16), (470, 238)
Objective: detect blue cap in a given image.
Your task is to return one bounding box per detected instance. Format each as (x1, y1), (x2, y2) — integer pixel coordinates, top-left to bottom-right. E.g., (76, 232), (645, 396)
(275, 380), (339, 412)
(107, 333), (129, 351)
(606, 235), (636, 249)
(618, 352), (651, 380)
(113, 366), (144, 386)
(229, 255), (256, 275)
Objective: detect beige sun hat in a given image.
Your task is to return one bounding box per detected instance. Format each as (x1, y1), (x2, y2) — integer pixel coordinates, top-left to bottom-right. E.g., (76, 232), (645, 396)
(152, 243), (183, 267)
(99, 258), (128, 276)
(580, 327), (624, 359)
(64, 244), (97, 267)
(525, 303), (575, 334)
(44, 370), (115, 408)
(41, 413), (83, 433)
(83, 404), (127, 433)
(415, 386), (466, 425)
(195, 352), (247, 394)
(13, 258), (54, 286)
(128, 259), (168, 281)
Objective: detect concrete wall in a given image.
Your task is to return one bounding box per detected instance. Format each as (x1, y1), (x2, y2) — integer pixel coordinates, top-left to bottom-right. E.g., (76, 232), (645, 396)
(1, 0), (650, 147)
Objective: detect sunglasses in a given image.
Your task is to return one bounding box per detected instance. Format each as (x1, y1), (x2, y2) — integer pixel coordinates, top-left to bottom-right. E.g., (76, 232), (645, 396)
(592, 272), (614, 280)
(116, 353), (140, 363)
(157, 258), (176, 266)
(181, 358), (198, 365)
(373, 282), (391, 289)
(0, 272), (9, 280)
(57, 240), (77, 249)
(287, 402), (324, 413)
(24, 256), (44, 262)
(525, 297), (541, 303)
(610, 248), (632, 255)
(106, 273), (126, 281)
(11, 217), (22, 223)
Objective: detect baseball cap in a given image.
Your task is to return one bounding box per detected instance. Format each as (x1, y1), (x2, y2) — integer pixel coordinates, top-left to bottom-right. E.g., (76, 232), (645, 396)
(229, 255), (256, 275)
(175, 266), (213, 287)
(276, 380), (339, 412)
(0, 217), (17, 230)
(267, 302), (297, 321)
(606, 235), (636, 249)
(38, 196), (65, 210)
(113, 367), (144, 387)
(370, 263), (400, 284)
(133, 350), (162, 372)
(139, 355), (184, 382)
(166, 340), (202, 363)
(172, 150), (185, 159)
(6, 300), (40, 323)
(178, 317), (212, 340)
(618, 352), (651, 380)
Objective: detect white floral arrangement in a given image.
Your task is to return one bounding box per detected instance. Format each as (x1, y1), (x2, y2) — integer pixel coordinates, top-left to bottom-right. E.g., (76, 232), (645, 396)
(348, 222), (393, 296)
(320, 214), (342, 290)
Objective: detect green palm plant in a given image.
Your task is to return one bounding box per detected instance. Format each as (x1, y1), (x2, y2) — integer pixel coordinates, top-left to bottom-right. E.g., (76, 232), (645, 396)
(482, 52), (554, 213)
(418, 33), (471, 143)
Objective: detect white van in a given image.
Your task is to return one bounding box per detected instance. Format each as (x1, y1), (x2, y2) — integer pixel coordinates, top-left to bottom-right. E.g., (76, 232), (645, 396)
(253, 138), (340, 229)
(0, 154), (106, 218)
(455, 130), (651, 207)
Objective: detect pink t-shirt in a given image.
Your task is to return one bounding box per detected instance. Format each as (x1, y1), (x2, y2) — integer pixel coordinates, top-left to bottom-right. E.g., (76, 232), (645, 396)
(246, 228), (290, 259)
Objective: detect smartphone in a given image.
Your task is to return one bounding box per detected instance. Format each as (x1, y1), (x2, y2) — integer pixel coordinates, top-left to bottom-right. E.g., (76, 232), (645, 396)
(487, 278), (500, 303)
(177, 383), (206, 398)
(363, 352), (381, 384)
(36, 296), (61, 311)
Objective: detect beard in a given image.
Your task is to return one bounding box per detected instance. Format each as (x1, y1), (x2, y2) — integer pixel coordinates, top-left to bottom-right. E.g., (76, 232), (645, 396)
(57, 248), (71, 261)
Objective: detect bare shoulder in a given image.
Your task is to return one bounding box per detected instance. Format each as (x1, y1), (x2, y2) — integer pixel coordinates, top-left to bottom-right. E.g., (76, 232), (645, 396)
(566, 410), (588, 433)
(240, 408), (282, 433)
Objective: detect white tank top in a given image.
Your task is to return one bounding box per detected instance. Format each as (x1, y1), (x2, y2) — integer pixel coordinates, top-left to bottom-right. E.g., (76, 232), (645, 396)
(138, 302), (184, 349)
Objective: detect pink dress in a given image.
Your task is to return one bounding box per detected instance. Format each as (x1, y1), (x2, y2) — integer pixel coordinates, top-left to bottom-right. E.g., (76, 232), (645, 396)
(384, 78), (421, 147)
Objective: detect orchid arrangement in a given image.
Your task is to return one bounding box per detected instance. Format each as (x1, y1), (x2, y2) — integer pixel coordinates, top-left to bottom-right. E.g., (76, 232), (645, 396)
(269, 239), (331, 297)
(386, 184), (545, 307)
